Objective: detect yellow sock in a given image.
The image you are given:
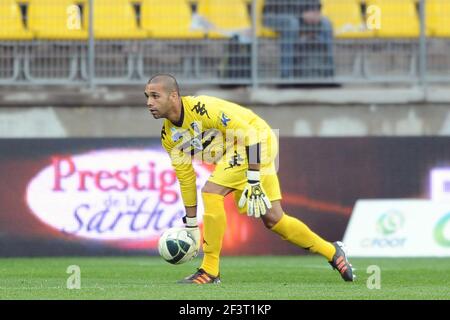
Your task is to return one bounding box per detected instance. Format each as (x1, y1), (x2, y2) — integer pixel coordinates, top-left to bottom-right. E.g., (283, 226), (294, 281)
(200, 193), (226, 277)
(271, 213), (336, 261)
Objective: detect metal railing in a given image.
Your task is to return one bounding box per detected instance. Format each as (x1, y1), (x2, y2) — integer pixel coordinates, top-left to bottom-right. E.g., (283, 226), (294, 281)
(0, 0), (449, 87)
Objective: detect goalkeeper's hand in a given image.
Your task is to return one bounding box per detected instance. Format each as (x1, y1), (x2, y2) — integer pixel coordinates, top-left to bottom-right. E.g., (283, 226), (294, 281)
(183, 216), (201, 251)
(238, 170), (272, 218)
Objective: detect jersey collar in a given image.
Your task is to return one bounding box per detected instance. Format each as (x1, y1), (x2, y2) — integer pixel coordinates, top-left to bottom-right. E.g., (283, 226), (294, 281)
(171, 98), (185, 127)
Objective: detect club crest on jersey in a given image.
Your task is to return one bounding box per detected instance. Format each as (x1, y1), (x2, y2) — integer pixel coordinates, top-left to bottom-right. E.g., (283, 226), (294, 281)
(171, 127), (184, 142)
(220, 112), (231, 127)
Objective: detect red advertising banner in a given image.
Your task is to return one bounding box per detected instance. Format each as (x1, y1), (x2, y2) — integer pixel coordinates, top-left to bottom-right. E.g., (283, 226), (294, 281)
(0, 139), (256, 256)
(1, 137), (449, 256)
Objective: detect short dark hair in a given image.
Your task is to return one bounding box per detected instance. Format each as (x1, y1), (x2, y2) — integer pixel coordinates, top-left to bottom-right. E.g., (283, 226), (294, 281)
(148, 74), (180, 96)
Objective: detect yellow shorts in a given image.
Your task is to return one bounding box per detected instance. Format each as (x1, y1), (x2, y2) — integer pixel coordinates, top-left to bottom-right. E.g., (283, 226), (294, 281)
(208, 129), (282, 213)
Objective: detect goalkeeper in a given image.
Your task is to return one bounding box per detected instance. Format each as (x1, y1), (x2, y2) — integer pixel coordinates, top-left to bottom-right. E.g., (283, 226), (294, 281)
(145, 74), (355, 284)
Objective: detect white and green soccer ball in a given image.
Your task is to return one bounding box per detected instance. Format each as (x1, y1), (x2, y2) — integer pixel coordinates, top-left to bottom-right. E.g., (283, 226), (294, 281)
(158, 227), (198, 265)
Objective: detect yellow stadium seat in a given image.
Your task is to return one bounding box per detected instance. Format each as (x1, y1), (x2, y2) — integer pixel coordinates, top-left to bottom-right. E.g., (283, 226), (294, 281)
(197, 0), (251, 39)
(321, 0), (374, 38)
(87, 0), (149, 39)
(426, 0), (450, 37)
(141, 0), (205, 39)
(0, 0), (33, 39)
(256, 0), (278, 37)
(27, 0), (88, 40)
(242, 0), (278, 38)
(366, 0), (419, 38)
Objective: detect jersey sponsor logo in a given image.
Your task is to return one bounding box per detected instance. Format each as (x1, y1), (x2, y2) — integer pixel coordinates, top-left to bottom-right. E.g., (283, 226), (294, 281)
(176, 129), (220, 156)
(220, 112), (231, 127)
(191, 102), (210, 119)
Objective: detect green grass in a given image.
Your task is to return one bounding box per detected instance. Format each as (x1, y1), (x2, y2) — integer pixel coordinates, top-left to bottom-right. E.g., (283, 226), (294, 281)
(0, 256), (449, 300)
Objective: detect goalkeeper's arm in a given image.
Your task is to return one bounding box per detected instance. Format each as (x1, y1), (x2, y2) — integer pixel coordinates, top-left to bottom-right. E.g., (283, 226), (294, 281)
(183, 206), (201, 250)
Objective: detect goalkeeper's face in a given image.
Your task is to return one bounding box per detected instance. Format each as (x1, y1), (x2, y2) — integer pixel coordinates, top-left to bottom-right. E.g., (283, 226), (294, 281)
(144, 82), (177, 119)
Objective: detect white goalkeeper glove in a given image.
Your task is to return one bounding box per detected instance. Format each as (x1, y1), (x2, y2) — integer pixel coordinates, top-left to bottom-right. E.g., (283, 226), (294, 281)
(183, 216), (201, 251)
(238, 170), (272, 218)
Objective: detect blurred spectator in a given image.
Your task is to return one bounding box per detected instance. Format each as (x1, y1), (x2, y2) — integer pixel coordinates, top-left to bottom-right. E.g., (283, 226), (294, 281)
(263, 0), (335, 79)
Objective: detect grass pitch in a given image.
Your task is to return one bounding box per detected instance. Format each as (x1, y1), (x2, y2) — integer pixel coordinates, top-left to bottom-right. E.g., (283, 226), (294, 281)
(0, 256), (449, 300)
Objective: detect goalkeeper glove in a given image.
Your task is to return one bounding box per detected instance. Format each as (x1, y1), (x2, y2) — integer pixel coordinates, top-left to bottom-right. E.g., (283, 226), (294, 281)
(238, 170), (272, 218)
(183, 216), (201, 250)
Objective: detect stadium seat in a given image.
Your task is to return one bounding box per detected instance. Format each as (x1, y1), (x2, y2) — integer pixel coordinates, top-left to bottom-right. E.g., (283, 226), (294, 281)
(243, 0), (278, 38)
(0, 0), (33, 39)
(321, 0), (374, 38)
(27, 0), (88, 40)
(140, 0), (205, 39)
(426, 0), (450, 37)
(196, 0), (276, 39)
(366, 0), (419, 38)
(197, 0), (252, 39)
(89, 0), (148, 39)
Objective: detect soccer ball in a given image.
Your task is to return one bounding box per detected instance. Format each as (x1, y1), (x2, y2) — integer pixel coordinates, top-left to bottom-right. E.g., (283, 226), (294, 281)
(158, 227), (198, 265)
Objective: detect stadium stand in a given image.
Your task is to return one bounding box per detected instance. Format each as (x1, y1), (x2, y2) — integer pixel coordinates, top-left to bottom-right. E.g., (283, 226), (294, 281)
(21, 0), (87, 81)
(244, 0), (278, 38)
(141, 0), (205, 39)
(195, 0), (276, 39)
(0, 0), (29, 82)
(366, 0), (420, 38)
(197, 0), (252, 39)
(90, 0), (148, 39)
(1, 0), (449, 84)
(0, 0), (33, 40)
(321, 0), (374, 38)
(426, 0), (450, 37)
(27, 0), (88, 40)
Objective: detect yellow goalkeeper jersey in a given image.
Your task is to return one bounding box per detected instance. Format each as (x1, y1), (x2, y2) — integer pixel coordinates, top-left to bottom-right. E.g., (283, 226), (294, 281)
(161, 95), (272, 207)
